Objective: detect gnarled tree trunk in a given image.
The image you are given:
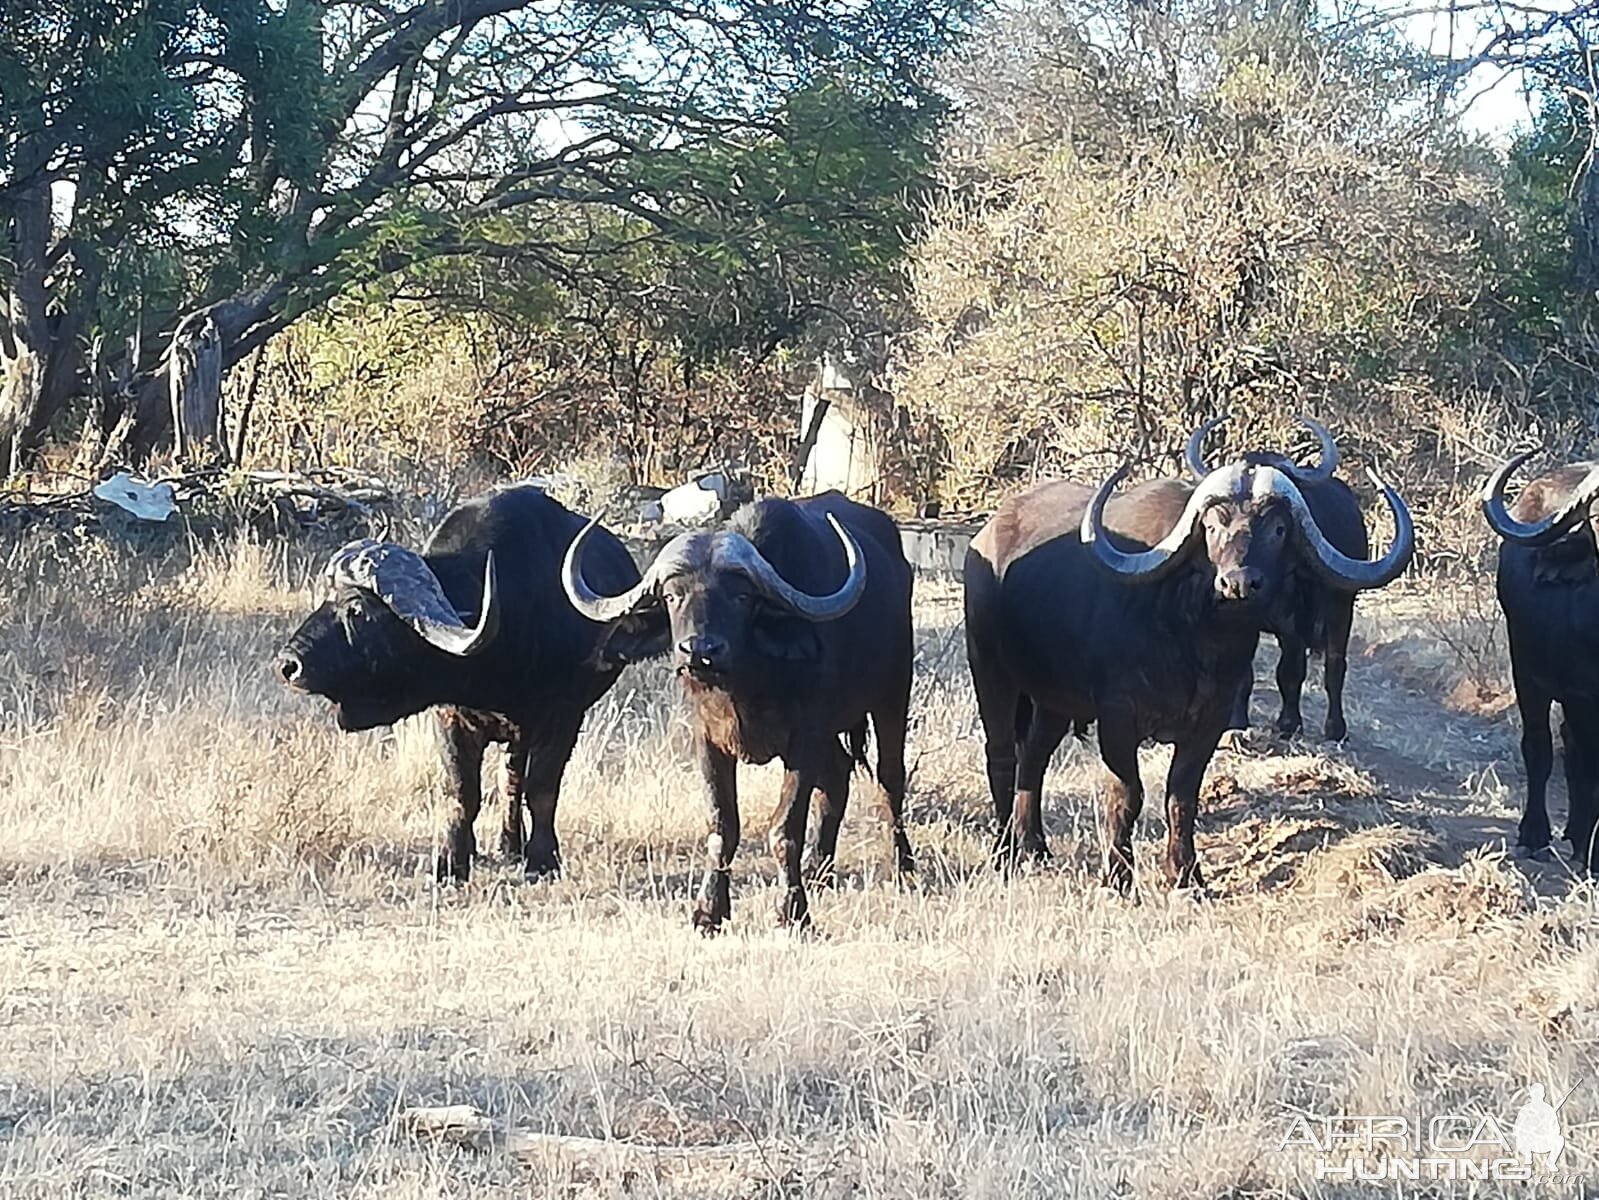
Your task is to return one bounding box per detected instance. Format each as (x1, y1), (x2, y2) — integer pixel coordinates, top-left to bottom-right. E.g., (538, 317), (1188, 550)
(168, 313), (225, 464)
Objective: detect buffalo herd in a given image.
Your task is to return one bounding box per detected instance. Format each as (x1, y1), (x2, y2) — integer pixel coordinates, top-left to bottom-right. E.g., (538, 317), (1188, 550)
(275, 421), (1599, 928)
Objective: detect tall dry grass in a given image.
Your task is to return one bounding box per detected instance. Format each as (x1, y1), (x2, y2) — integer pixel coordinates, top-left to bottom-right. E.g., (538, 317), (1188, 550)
(1, 530), (1597, 1197)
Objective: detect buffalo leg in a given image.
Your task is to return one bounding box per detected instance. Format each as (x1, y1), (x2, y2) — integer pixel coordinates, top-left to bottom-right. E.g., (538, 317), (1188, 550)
(1514, 673), (1556, 856)
(1098, 712), (1144, 894)
(805, 742), (853, 886)
(768, 759), (821, 928)
(1163, 733), (1220, 890)
(972, 671), (1021, 830)
(693, 739), (740, 934)
(1226, 671), (1253, 734)
(1007, 707), (1070, 865)
(1562, 701), (1599, 870)
(1273, 633), (1309, 739)
(499, 729), (527, 860)
(1321, 597), (1355, 741)
(523, 722), (581, 879)
(872, 687), (917, 875)
(436, 710), (487, 883)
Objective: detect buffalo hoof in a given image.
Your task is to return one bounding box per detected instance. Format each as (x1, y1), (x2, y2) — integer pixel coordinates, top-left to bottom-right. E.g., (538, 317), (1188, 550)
(524, 857), (562, 889)
(434, 851), (472, 885)
(692, 909), (726, 936)
(776, 887), (812, 930)
(498, 831), (524, 861)
(1102, 857), (1134, 896)
(523, 839), (562, 881)
(892, 827), (916, 876)
(1323, 718), (1348, 743)
(801, 854), (838, 888)
(1164, 861), (1205, 891)
(1514, 843), (1554, 862)
(992, 833), (1049, 876)
(1218, 728), (1248, 753)
(694, 877), (732, 935)
(1275, 715), (1303, 739)
(1168, 884), (1213, 907)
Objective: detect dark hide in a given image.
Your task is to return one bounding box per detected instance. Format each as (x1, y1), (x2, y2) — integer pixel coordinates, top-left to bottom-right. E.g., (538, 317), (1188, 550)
(593, 492), (914, 932)
(1226, 457), (1368, 741)
(1494, 463), (1599, 867)
(966, 475), (1323, 892)
(278, 486), (639, 881)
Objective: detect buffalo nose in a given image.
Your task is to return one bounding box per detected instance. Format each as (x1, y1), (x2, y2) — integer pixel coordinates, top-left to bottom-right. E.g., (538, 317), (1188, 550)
(278, 653), (304, 685)
(1215, 568), (1264, 601)
(677, 635), (728, 669)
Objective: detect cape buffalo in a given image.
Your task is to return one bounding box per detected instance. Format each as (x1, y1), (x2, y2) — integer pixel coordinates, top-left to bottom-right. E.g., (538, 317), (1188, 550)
(1482, 451), (1599, 867)
(276, 485), (640, 881)
(561, 492), (914, 932)
(1186, 417), (1370, 741)
(965, 454), (1413, 891)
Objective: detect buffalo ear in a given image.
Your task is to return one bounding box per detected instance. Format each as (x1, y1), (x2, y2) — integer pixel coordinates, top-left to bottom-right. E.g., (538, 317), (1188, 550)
(597, 608), (672, 665)
(752, 608), (823, 663)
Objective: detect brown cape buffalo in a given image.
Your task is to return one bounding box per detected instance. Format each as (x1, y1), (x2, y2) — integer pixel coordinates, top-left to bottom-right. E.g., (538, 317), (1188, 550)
(561, 492), (913, 932)
(1483, 451), (1599, 866)
(277, 485), (640, 881)
(1186, 417), (1371, 741)
(965, 454), (1413, 891)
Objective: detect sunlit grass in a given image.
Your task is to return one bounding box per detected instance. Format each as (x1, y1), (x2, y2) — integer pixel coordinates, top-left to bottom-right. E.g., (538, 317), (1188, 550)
(0, 533), (1594, 1197)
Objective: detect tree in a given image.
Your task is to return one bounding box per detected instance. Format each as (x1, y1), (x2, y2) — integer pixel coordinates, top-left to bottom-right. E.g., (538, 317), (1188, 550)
(0, 0), (972, 472)
(893, 0), (1515, 506)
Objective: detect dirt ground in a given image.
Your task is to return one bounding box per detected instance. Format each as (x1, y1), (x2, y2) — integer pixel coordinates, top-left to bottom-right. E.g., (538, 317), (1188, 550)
(1, 538), (1595, 1198)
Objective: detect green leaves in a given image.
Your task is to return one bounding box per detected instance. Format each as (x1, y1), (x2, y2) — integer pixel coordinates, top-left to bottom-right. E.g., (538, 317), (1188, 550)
(2, 0), (975, 468)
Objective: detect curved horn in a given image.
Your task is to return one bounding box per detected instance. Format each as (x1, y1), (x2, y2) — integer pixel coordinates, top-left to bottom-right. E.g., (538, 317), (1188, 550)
(328, 541), (499, 656)
(1082, 461), (1248, 582)
(1289, 417), (1338, 482)
(413, 552), (499, 656)
(716, 514), (866, 620)
(561, 518), (660, 623)
(1257, 466), (1413, 591)
(1480, 450), (1599, 546)
(1184, 415), (1229, 479)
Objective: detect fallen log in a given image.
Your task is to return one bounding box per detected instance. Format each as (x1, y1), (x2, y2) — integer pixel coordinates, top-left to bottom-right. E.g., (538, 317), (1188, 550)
(394, 1104), (785, 1181)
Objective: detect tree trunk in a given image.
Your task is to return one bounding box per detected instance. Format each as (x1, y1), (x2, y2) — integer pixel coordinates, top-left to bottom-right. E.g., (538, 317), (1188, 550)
(169, 313), (226, 464)
(1, 179), (54, 475)
(1575, 136), (1599, 295)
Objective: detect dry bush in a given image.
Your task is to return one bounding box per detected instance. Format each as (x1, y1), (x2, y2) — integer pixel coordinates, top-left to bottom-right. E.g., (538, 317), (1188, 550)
(238, 303), (801, 502)
(892, 0), (1569, 517)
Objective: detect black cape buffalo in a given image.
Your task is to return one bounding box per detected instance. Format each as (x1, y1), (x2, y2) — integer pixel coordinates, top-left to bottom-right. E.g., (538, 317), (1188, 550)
(276, 485), (640, 881)
(965, 454), (1413, 891)
(1186, 416), (1371, 741)
(561, 492), (914, 932)
(1482, 451), (1599, 867)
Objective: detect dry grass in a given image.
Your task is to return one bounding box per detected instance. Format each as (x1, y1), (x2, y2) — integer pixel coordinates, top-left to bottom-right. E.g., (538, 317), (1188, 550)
(2, 533), (1598, 1198)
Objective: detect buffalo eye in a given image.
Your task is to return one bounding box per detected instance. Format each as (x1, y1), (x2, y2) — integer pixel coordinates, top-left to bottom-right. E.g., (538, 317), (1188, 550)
(345, 596), (366, 619)
(1272, 522), (1287, 540)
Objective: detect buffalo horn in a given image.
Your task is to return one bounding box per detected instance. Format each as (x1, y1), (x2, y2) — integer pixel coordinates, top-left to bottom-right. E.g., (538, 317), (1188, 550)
(1183, 415), (1230, 479)
(714, 514), (865, 621)
(327, 540), (499, 656)
(1256, 466), (1412, 590)
(561, 520), (686, 623)
(1184, 415), (1338, 482)
(1481, 450), (1599, 546)
(1082, 460), (1251, 582)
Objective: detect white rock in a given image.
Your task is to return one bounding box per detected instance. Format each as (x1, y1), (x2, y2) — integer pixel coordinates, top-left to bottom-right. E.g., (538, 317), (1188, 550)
(660, 476), (725, 525)
(93, 471), (176, 522)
